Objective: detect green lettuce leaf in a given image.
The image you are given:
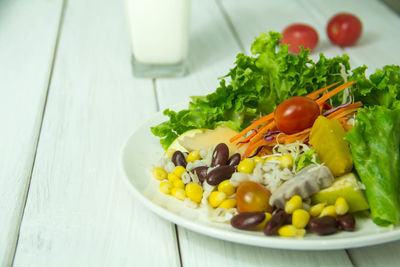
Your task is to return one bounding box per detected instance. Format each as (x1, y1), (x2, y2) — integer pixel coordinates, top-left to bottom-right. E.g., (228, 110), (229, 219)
(295, 149), (320, 172)
(349, 65), (400, 108)
(345, 106), (400, 226)
(151, 31), (351, 149)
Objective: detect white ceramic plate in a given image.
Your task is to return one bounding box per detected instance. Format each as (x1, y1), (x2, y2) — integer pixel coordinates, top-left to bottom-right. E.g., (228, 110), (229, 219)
(120, 108), (400, 250)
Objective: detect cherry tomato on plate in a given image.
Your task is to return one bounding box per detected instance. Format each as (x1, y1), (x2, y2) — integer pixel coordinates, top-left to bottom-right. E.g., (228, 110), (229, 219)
(236, 181), (273, 213)
(274, 96), (320, 135)
(327, 13), (362, 47)
(280, 24), (319, 54)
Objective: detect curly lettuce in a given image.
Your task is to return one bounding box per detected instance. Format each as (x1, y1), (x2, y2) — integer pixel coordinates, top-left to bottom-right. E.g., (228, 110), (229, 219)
(151, 31), (351, 149)
(151, 31), (400, 152)
(349, 65), (400, 108)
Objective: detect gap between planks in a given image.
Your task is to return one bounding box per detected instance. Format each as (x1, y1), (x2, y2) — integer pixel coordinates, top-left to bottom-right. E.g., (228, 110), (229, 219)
(215, 0), (246, 53)
(345, 250), (356, 267)
(180, 1), (356, 266)
(152, 78), (182, 266)
(163, 1), (250, 266)
(10, 0), (68, 265)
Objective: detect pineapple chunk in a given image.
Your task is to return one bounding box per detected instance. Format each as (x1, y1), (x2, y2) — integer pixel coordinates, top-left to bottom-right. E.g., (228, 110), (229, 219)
(311, 173), (369, 212)
(309, 116), (353, 176)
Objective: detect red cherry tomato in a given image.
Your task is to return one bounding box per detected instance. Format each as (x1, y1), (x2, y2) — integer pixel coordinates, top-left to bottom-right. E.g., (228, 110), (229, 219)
(280, 24), (319, 54)
(327, 13), (362, 47)
(274, 96), (320, 135)
(236, 181), (273, 213)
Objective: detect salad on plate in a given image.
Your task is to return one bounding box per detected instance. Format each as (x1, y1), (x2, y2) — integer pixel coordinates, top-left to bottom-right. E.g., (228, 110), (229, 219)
(149, 31), (400, 238)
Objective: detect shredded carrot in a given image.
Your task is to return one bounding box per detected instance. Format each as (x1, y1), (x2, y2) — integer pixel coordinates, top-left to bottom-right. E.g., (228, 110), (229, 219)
(229, 113), (273, 143)
(326, 102), (362, 119)
(329, 108), (359, 120)
(243, 136), (275, 158)
(241, 122), (276, 158)
(278, 128), (311, 144)
(246, 121), (276, 145)
(237, 129), (258, 144)
(287, 132), (309, 143)
(231, 81), (360, 158)
(306, 82), (340, 100)
(237, 130), (259, 148)
(338, 117), (354, 131)
(316, 81), (355, 105)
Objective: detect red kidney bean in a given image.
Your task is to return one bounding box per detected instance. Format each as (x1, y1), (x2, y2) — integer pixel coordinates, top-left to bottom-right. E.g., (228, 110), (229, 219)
(231, 212), (266, 230)
(227, 153), (241, 167)
(172, 151), (187, 168)
(308, 216), (339, 235)
(205, 165), (235, 185)
(263, 210), (289, 236)
(338, 214), (356, 232)
(211, 143), (229, 167)
(191, 166), (208, 184)
(285, 213), (292, 225)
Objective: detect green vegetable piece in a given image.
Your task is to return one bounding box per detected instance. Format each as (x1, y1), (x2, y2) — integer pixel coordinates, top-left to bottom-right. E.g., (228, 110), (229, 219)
(295, 149), (319, 172)
(345, 106), (400, 226)
(311, 173), (369, 213)
(350, 65), (400, 109)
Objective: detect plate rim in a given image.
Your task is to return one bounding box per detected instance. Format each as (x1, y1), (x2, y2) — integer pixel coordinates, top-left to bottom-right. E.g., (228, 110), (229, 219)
(119, 108), (400, 251)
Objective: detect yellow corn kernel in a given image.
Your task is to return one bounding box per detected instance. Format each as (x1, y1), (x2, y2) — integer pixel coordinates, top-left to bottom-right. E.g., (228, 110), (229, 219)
(186, 150), (201, 163)
(252, 156), (265, 165)
(159, 181), (172, 194)
(335, 197), (349, 215)
(278, 225), (306, 238)
(185, 183), (203, 203)
(285, 195), (303, 214)
(265, 156), (280, 162)
(167, 173), (180, 183)
(152, 167), (168, 180)
(292, 209), (310, 229)
(217, 180), (236, 196)
(173, 166), (187, 178)
(279, 154), (293, 169)
(218, 198), (237, 209)
(173, 179), (185, 189)
(320, 205), (337, 218)
(171, 187), (186, 201)
(209, 191), (227, 208)
(165, 148), (176, 158)
(309, 203), (326, 217)
(252, 212), (272, 230)
(237, 158), (255, 174)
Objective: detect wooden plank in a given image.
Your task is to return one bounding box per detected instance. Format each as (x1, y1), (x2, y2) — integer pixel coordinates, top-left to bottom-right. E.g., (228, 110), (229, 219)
(155, 0), (242, 110)
(219, 0), (347, 63)
(12, 0), (180, 266)
(348, 241), (400, 266)
(219, 0), (400, 266)
(157, 0), (351, 266)
(304, 0), (400, 265)
(180, 230), (352, 267)
(0, 0), (64, 265)
(168, 1), (351, 267)
(302, 0), (400, 73)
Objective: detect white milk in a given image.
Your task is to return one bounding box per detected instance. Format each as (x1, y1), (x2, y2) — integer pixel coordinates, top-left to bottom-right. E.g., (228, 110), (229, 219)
(125, 0), (190, 65)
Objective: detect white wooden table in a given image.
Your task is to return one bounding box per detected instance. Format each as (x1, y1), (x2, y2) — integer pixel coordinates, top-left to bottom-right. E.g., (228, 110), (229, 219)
(1, 0), (400, 266)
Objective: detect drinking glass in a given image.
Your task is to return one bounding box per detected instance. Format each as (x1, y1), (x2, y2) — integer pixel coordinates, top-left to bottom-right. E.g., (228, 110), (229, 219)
(125, 0), (191, 77)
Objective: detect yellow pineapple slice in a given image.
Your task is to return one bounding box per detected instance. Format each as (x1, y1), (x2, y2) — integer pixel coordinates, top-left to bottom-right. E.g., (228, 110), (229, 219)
(309, 116), (353, 176)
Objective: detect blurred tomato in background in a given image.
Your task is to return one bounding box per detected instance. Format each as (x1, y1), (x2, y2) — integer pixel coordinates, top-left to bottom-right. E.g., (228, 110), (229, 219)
(280, 24), (319, 54)
(326, 13), (362, 47)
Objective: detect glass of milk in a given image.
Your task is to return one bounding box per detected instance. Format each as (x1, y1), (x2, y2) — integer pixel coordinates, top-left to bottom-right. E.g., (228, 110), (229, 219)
(125, 0), (191, 77)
